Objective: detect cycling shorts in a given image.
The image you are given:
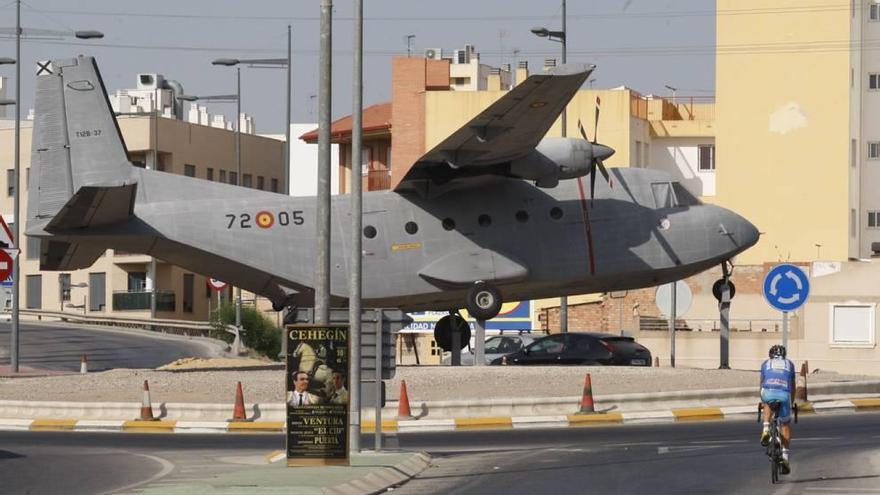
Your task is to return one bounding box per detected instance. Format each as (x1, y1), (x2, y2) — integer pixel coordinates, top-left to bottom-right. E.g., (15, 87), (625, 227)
(761, 388), (792, 424)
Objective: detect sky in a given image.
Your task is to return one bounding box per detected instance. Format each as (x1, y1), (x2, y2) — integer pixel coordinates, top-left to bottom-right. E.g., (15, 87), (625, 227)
(0, 0), (716, 135)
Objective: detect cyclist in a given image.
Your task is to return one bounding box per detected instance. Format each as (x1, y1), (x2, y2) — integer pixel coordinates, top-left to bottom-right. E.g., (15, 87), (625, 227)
(759, 344), (796, 474)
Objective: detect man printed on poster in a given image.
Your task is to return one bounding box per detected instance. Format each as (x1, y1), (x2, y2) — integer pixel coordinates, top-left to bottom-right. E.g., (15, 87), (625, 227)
(287, 371), (323, 407)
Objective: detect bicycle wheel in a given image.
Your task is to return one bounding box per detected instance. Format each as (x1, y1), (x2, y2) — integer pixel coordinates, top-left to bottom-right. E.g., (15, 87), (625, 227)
(771, 450), (778, 484)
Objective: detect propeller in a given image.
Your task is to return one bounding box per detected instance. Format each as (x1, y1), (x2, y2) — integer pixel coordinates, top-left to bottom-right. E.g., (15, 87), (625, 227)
(578, 96), (614, 204)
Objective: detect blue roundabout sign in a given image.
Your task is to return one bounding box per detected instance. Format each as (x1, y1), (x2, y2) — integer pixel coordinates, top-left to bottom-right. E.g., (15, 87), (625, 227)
(762, 264), (810, 312)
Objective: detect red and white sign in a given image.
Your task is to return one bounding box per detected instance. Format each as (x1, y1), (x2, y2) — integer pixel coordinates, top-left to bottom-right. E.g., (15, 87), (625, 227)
(0, 215), (16, 252)
(0, 249), (13, 281)
(207, 278), (228, 291)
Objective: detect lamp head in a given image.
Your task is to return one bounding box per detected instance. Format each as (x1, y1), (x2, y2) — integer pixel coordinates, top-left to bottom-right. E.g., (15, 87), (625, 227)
(212, 58), (240, 66)
(74, 30), (104, 39)
(530, 27), (550, 37)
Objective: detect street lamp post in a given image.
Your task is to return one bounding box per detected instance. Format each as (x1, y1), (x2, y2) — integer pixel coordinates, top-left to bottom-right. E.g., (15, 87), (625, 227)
(531, 0), (568, 334)
(212, 26), (292, 194)
(664, 85), (678, 104)
(177, 91), (241, 331)
(2, 0), (102, 372)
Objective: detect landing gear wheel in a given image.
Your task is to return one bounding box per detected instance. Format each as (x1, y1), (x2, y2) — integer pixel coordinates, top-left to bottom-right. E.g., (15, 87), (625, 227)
(465, 283), (502, 320)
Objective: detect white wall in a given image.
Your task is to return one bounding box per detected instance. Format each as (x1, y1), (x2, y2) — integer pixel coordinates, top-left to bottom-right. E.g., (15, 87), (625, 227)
(290, 123), (339, 197)
(650, 137), (716, 197)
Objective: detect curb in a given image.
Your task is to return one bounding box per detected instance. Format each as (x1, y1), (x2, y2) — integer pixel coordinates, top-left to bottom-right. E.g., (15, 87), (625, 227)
(3, 398), (877, 434)
(323, 452), (432, 495)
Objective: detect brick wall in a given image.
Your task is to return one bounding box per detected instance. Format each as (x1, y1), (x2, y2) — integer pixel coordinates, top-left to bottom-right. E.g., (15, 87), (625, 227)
(538, 264), (771, 333)
(390, 57), (450, 188)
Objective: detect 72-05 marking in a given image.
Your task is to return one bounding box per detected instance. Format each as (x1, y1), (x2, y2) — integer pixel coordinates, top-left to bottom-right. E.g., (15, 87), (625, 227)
(226, 210), (304, 229)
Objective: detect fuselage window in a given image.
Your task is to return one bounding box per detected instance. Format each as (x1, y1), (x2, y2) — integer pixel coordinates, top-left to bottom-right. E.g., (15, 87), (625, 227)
(405, 221), (418, 235)
(550, 207), (564, 220)
(478, 214), (492, 227)
(515, 210), (529, 223)
(442, 218), (456, 231)
(363, 225), (377, 239)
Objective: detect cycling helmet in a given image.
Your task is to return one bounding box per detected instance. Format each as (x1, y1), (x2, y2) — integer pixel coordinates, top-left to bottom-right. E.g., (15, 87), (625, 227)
(769, 345), (786, 359)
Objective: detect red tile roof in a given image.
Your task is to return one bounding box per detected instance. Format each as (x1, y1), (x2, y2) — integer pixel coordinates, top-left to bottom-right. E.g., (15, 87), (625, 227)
(299, 102), (392, 143)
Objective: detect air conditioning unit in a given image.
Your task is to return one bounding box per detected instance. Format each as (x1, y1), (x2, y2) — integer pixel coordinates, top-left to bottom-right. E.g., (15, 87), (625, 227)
(424, 48), (442, 60)
(137, 73), (164, 91)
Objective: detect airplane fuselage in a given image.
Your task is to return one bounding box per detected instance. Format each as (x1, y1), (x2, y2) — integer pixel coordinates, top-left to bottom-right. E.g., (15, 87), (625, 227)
(45, 164), (758, 312)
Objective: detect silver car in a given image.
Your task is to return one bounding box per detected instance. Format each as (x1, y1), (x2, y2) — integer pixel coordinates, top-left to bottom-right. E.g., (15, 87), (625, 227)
(442, 333), (538, 365)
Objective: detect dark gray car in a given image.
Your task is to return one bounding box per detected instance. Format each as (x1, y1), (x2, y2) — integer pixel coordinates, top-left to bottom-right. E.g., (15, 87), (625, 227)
(491, 332), (652, 366)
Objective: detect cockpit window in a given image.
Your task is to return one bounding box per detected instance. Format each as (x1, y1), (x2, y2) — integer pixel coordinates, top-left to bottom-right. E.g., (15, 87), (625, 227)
(652, 182), (702, 209)
(651, 183), (675, 208)
(672, 182), (702, 206)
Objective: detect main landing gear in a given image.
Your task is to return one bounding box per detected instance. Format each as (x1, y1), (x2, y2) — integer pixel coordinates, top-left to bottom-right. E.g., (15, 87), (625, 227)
(465, 281), (502, 320)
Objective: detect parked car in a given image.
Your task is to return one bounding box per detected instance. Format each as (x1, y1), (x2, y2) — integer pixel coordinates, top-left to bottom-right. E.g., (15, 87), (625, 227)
(442, 333), (538, 365)
(490, 332), (652, 366)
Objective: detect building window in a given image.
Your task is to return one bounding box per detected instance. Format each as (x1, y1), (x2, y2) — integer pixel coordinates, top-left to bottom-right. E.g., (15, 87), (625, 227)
(243, 174), (253, 188)
(869, 211), (880, 228)
(852, 208), (857, 237)
(184, 164), (195, 177)
(229, 172), (238, 185)
(219, 170), (227, 183)
(6, 169), (14, 197)
(830, 304), (874, 345)
(127, 271), (147, 292)
(698, 144), (716, 171)
(26, 234), (40, 260)
(871, 3), (880, 21)
(852, 139), (858, 168)
(869, 142), (880, 159)
(271, 178), (279, 192)
(59, 273), (71, 302)
(870, 73), (880, 90)
(207, 168), (214, 181)
(257, 176), (265, 190)
(361, 148), (371, 175)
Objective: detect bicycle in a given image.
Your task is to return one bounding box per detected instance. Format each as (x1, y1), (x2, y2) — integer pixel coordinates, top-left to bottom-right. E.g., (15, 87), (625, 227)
(756, 400), (798, 484)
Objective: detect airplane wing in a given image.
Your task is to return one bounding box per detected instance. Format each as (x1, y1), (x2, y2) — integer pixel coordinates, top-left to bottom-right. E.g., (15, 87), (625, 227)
(395, 63), (594, 191)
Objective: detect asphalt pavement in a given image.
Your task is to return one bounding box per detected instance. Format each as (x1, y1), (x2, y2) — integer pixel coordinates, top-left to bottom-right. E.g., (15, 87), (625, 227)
(0, 321), (222, 373)
(2, 412), (878, 494)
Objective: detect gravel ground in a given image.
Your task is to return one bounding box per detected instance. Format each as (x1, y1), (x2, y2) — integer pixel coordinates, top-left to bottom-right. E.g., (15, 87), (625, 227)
(0, 365), (875, 404)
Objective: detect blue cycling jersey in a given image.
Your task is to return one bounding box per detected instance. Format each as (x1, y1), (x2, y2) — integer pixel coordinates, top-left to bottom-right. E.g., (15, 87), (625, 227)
(760, 357), (796, 393)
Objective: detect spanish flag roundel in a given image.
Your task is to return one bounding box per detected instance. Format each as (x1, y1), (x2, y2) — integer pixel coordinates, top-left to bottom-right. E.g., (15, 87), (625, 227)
(256, 211), (274, 229)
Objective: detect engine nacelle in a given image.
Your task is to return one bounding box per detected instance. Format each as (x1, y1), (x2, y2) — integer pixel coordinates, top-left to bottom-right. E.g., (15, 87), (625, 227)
(509, 138), (592, 188)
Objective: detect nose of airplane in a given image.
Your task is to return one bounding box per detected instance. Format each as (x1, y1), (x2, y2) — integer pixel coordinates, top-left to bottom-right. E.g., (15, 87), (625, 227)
(722, 209), (760, 253)
(592, 143), (615, 161)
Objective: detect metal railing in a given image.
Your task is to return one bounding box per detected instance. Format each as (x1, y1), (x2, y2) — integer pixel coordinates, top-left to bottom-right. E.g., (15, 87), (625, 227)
(640, 316), (783, 333)
(8, 308), (238, 338)
(112, 290), (175, 311)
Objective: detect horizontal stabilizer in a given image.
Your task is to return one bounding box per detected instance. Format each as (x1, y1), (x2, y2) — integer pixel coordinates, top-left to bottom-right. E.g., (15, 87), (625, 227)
(40, 239), (105, 270)
(46, 184), (136, 231)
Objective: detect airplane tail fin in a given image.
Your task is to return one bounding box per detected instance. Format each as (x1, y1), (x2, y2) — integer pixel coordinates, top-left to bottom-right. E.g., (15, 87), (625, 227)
(26, 56), (137, 270)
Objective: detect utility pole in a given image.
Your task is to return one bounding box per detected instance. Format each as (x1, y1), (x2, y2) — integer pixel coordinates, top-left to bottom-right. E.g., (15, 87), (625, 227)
(349, 0), (364, 453)
(315, 0), (332, 325)
(10, 0), (20, 371)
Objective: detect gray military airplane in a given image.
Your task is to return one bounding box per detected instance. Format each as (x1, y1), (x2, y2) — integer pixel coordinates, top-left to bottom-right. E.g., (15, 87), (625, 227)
(26, 56), (758, 328)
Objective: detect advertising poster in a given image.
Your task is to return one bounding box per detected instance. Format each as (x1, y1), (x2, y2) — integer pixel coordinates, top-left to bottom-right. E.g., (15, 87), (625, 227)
(285, 324), (350, 466)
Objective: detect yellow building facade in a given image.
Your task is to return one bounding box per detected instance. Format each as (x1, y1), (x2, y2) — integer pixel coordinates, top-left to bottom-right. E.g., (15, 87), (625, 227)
(0, 115), (285, 320)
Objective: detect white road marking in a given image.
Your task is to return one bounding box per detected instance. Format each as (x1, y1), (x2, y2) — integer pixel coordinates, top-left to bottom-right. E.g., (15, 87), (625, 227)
(689, 439), (748, 445)
(105, 453), (175, 494)
(658, 445), (726, 455)
(603, 441), (663, 447)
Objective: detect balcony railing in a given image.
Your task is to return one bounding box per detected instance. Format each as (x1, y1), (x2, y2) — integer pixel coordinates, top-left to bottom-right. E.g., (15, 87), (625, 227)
(112, 290), (176, 312)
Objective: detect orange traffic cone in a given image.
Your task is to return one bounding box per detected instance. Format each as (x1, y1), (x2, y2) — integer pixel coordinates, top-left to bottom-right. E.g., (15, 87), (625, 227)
(578, 373), (596, 414)
(398, 380), (412, 419)
(80, 355), (88, 374)
(139, 380), (158, 421)
(230, 381), (247, 422)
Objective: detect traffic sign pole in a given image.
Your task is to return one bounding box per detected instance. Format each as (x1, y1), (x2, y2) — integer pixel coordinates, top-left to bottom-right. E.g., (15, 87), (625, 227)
(782, 311), (789, 348)
(670, 282), (677, 368)
(719, 281), (731, 369)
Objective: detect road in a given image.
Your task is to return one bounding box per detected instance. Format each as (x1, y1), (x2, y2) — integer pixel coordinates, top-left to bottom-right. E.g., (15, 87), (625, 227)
(0, 412), (877, 494)
(0, 322), (218, 372)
